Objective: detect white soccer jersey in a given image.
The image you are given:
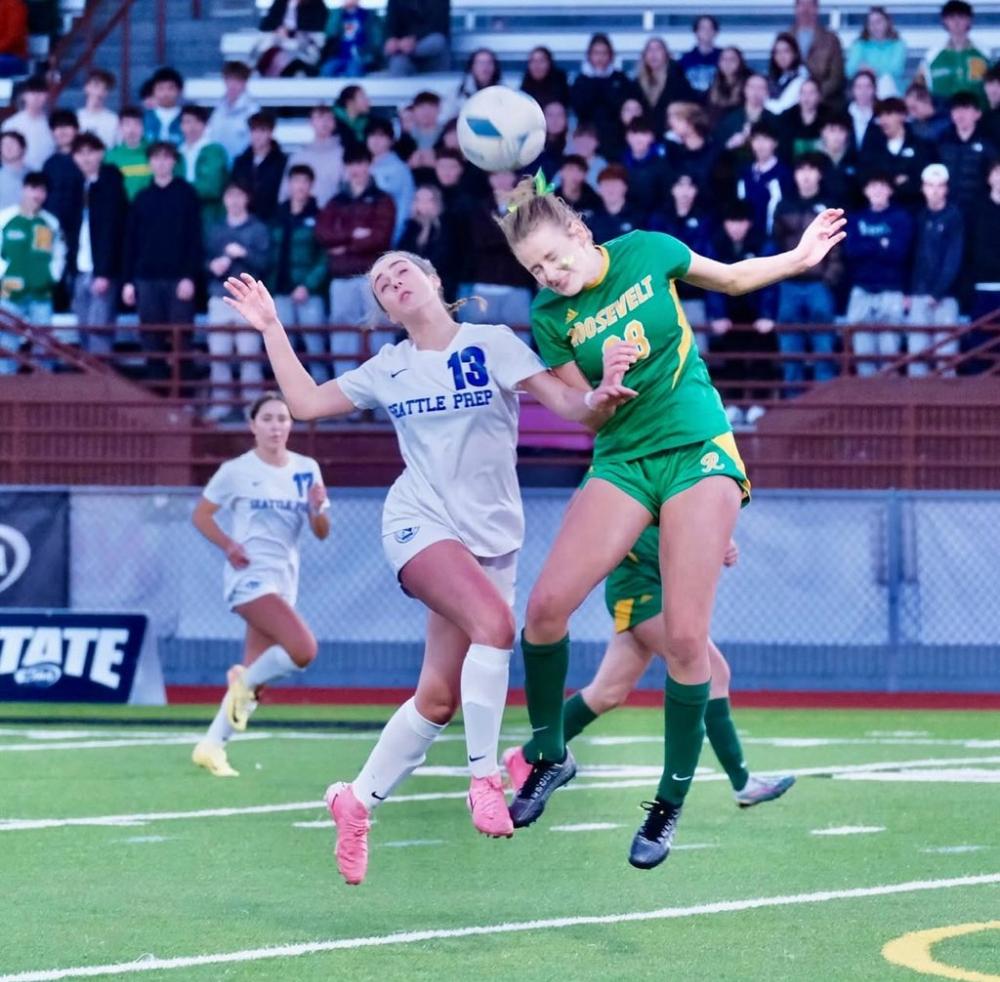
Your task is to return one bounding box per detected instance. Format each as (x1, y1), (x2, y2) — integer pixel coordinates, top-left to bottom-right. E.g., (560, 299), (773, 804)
(202, 449), (324, 597)
(337, 323), (547, 557)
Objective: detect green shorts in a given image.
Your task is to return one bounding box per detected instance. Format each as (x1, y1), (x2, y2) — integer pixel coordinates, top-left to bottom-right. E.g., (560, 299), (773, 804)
(604, 550), (662, 633)
(585, 432), (751, 518)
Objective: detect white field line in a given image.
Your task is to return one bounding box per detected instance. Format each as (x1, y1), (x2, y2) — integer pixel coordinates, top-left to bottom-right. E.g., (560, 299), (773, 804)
(839, 767), (1000, 783)
(1, 873), (998, 982)
(0, 732), (477, 752)
(550, 822), (622, 832)
(3, 755), (1000, 833)
(0, 735), (273, 752)
(3, 726), (1000, 753)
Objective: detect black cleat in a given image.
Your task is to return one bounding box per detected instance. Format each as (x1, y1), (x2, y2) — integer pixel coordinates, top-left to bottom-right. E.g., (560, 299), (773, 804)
(628, 799), (682, 870)
(508, 748), (577, 828)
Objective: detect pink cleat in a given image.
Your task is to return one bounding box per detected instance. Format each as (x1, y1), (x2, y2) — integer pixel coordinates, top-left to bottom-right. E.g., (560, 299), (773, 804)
(324, 782), (371, 885)
(501, 745), (532, 794)
(468, 773), (515, 838)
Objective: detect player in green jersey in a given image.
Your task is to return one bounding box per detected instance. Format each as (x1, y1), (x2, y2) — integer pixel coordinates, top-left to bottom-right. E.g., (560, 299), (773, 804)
(496, 175), (844, 869)
(502, 529), (796, 869)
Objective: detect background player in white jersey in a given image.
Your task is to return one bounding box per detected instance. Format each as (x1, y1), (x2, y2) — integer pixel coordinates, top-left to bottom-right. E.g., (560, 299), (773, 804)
(191, 392), (330, 777)
(222, 257), (636, 885)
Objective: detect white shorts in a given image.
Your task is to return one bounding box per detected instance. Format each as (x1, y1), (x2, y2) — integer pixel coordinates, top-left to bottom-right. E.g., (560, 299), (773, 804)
(224, 568), (298, 611)
(382, 522), (518, 606)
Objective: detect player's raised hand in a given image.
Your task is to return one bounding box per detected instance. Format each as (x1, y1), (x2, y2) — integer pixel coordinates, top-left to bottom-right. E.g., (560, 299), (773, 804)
(223, 274), (282, 334)
(602, 340), (638, 386)
(723, 539), (739, 567)
(795, 207), (847, 269)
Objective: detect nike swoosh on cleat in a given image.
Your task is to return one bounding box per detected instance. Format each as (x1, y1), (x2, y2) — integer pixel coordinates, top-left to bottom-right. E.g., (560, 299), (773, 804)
(671, 773), (693, 781)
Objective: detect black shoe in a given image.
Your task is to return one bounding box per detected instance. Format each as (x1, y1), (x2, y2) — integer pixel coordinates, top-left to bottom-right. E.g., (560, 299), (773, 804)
(628, 799), (682, 870)
(508, 748), (577, 828)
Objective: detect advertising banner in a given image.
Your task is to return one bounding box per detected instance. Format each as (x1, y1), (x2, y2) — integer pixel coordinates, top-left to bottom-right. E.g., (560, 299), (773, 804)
(0, 611), (148, 702)
(0, 491), (69, 608)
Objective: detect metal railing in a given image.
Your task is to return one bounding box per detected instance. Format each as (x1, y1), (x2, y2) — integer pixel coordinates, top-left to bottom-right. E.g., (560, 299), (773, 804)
(47, 0), (204, 109)
(2, 312), (1000, 489)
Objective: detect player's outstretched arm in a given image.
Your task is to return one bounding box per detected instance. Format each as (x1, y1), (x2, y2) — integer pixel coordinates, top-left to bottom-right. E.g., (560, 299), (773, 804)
(682, 207), (846, 297)
(223, 273), (358, 421)
(521, 366), (637, 426)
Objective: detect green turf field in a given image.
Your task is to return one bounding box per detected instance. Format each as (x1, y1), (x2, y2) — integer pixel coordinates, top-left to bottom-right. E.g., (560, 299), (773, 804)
(1, 703), (998, 982)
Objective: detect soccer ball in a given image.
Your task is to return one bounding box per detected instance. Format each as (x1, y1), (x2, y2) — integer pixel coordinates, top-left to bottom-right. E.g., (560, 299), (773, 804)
(457, 86), (547, 172)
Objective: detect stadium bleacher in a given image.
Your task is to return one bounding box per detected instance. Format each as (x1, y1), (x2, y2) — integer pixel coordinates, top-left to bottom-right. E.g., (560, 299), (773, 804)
(204, 0), (1000, 147)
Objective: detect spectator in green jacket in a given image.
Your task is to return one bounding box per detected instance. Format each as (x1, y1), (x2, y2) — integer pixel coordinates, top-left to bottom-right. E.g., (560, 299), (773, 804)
(0, 172), (68, 371)
(267, 163), (330, 382)
(918, 0), (989, 106)
(177, 104), (231, 232)
(333, 84), (371, 154)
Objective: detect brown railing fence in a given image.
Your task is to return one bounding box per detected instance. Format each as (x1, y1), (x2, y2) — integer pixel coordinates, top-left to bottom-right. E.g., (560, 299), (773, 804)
(2, 311), (1000, 489)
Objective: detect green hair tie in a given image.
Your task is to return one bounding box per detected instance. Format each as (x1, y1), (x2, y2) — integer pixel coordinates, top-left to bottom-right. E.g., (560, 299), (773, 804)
(533, 169), (555, 196)
(507, 169), (556, 213)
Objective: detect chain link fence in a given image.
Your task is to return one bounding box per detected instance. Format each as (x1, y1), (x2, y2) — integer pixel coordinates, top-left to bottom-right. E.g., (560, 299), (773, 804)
(64, 487), (1000, 693)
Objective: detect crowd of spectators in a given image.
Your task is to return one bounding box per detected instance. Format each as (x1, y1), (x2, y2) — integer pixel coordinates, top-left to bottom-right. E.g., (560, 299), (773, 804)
(1, 0), (999, 424)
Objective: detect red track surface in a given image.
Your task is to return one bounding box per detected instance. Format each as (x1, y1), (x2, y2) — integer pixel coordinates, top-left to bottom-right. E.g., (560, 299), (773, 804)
(167, 686), (1000, 711)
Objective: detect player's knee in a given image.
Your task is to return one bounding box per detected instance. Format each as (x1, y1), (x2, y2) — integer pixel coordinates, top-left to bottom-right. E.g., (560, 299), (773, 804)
(662, 628), (708, 672)
(474, 603), (516, 650)
(289, 631), (318, 668)
(524, 584), (569, 639)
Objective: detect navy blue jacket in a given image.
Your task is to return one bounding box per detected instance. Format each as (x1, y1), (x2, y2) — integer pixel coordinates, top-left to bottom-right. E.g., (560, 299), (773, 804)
(843, 204), (914, 293)
(910, 202), (964, 299)
(705, 231), (778, 321)
(737, 158), (794, 235)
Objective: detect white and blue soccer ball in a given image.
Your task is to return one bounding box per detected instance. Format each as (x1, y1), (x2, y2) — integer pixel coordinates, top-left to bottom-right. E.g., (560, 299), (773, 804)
(457, 86), (547, 172)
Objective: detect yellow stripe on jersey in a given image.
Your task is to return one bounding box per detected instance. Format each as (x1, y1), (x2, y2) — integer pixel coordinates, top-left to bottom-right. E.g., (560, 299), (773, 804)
(711, 431), (752, 499)
(583, 246), (611, 291)
(668, 280), (694, 389)
(613, 597), (635, 633)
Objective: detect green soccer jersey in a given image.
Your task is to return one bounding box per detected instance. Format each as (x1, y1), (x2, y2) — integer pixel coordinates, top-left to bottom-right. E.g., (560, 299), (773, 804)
(531, 230), (730, 462)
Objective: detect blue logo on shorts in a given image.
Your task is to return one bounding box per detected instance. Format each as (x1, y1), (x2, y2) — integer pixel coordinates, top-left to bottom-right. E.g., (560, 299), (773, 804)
(243, 579), (260, 589)
(394, 527), (419, 543)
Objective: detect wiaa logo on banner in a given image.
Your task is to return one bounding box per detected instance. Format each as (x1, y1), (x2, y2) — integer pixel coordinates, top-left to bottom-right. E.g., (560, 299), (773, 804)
(0, 614), (148, 702)
(0, 524), (31, 594)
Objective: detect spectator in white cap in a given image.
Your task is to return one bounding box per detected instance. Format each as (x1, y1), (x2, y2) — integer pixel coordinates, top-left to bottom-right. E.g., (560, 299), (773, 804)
(906, 162), (964, 375)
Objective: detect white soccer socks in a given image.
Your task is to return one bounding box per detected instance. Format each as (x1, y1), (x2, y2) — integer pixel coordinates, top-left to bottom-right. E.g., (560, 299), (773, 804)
(352, 697), (446, 808)
(461, 644), (512, 779)
(242, 646), (300, 689)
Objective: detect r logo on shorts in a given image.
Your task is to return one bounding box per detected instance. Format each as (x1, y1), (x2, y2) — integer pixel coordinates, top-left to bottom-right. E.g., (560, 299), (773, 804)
(394, 527), (419, 543)
(699, 451), (725, 474)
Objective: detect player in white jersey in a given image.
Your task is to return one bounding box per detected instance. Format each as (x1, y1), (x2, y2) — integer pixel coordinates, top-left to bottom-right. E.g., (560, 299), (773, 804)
(190, 392), (330, 777)
(222, 254), (636, 884)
